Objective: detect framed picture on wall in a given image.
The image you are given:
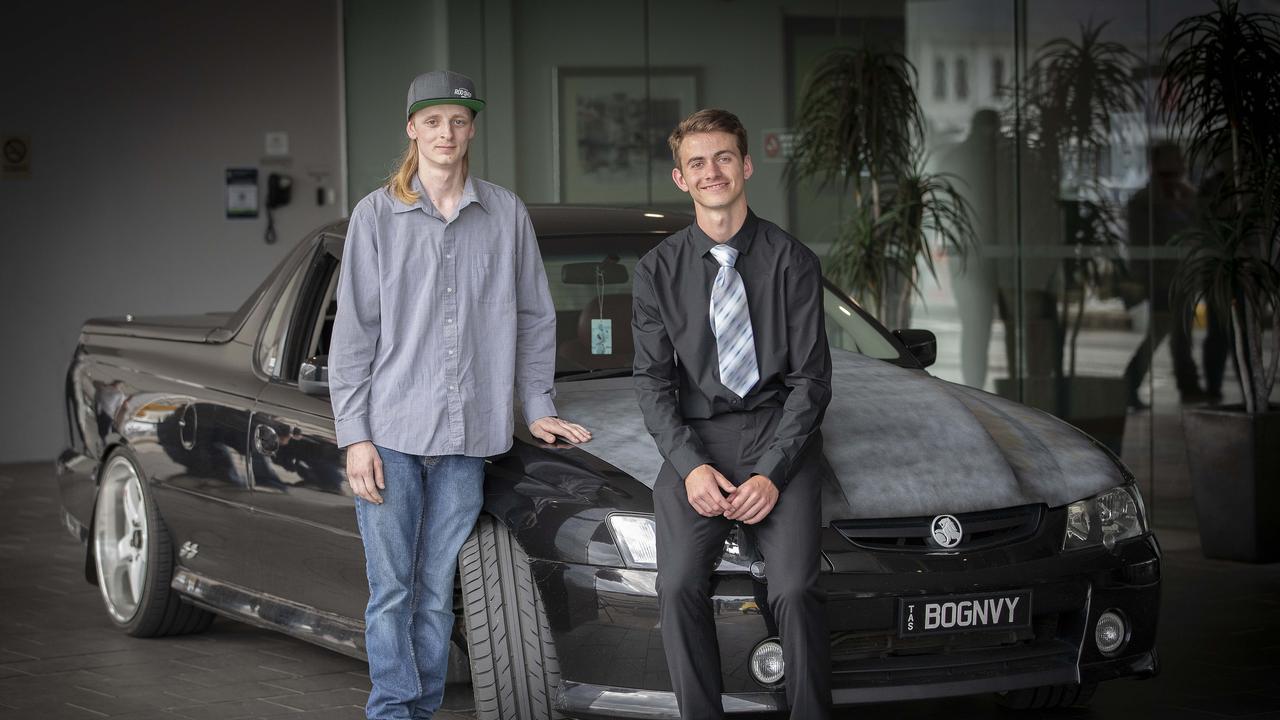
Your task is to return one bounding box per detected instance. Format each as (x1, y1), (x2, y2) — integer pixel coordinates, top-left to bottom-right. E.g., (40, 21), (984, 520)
(554, 67), (701, 206)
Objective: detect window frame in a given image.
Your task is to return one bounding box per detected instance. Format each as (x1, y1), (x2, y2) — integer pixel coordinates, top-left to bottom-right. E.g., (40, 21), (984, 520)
(276, 236), (343, 385)
(253, 239), (317, 380)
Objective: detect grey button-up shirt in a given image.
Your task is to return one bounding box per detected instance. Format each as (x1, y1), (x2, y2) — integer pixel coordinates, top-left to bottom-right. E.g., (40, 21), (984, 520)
(329, 174), (558, 456)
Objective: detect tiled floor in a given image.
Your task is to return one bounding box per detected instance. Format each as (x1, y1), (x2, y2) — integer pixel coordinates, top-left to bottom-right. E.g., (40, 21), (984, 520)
(2, 461), (1278, 719)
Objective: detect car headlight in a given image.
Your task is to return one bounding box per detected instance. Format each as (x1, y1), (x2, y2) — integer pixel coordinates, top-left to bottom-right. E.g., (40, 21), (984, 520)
(715, 524), (754, 573)
(1063, 485), (1148, 551)
(607, 514), (657, 569)
(606, 514), (757, 572)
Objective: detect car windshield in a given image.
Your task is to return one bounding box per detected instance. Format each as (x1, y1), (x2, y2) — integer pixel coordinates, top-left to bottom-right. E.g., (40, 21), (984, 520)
(542, 234), (907, 377)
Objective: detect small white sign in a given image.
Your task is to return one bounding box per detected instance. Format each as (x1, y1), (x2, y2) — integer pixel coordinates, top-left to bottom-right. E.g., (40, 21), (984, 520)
(265, 131), (289, 157)
(226, 167), (259, 218)
(227, 184), (258, 217)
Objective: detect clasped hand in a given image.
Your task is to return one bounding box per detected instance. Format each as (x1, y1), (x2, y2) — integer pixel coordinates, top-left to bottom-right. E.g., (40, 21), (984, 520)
(684, 464), (778, 524)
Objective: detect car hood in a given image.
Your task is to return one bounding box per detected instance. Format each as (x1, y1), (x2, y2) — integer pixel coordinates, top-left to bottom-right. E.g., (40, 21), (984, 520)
(553, 350), (1124, 521)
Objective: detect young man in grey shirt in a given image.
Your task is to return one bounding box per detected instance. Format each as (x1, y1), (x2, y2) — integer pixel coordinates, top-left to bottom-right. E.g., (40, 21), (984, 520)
(329, 70), (589, 720)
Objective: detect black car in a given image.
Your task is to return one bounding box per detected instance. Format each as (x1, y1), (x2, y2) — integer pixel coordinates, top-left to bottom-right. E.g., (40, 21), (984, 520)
(58, 207), (1159, 719)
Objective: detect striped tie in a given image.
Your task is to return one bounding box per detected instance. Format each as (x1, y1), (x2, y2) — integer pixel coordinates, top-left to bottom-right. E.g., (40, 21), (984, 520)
(709, 245), (759, 398)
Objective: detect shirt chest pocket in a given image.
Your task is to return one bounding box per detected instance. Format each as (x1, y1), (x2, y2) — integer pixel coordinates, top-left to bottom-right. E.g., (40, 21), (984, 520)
(471, 252), (515, 305)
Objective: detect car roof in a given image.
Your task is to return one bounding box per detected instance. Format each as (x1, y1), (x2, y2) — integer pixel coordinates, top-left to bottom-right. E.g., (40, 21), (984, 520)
(318, 204), (693, 239)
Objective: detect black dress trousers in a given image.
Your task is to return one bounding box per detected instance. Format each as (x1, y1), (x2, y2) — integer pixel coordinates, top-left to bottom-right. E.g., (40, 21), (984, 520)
(653, 406), (831, 720)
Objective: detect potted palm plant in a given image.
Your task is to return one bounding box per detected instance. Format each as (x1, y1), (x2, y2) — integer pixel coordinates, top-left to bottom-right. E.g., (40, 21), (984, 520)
(788, 45), (975, 333)
(1163, 0), (1280, 562)
(994, 21), (1141, 455)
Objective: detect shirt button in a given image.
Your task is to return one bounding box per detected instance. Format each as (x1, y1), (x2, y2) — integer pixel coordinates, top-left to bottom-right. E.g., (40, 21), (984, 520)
(448, 385), (456, 391)
(446, 287), (453, 293)
(448, 349), (454, 355)
(446, 318), (453, 324)
(446, 253), (452, 259)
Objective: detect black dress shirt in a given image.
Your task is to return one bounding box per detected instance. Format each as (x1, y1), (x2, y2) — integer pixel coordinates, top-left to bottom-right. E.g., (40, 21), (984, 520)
(631, 209), (832, 491)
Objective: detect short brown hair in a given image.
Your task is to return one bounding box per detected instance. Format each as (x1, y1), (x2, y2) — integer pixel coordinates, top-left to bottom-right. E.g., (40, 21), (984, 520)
(668, 109), (749, 167)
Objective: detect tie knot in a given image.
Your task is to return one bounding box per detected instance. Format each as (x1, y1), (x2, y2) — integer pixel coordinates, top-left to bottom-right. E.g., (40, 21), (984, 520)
(709, 244), (739, 268)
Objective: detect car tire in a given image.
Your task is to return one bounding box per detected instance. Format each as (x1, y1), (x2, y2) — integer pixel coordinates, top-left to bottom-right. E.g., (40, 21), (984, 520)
(459, 515), (563, 720)
(91, 447), (214, 638)
(996, 681), (1097, 710)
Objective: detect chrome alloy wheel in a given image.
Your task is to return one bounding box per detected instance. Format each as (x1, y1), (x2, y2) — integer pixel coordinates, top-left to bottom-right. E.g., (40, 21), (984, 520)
(93, 456), (150, 623)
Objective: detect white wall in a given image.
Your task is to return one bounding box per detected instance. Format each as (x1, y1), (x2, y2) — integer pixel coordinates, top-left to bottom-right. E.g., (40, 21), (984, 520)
(0, 1), (345, 462)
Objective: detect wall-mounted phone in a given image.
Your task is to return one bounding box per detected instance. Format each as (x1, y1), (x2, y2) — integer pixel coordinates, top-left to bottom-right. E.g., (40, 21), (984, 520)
(264, 172), (293, 244)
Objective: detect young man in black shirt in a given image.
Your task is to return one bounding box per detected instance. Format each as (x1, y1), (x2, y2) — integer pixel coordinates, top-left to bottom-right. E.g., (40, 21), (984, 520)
(632, 109), (833, 719)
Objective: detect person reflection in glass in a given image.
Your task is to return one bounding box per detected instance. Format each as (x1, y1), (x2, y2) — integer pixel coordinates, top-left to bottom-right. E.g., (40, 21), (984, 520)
(1123, 142), (1204, 409)
(939, 109), (1004, 389)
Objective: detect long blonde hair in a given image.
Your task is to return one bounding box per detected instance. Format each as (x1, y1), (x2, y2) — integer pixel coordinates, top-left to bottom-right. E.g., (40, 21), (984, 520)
(387, 141), (420, 205)
(386, 131), (472, 205)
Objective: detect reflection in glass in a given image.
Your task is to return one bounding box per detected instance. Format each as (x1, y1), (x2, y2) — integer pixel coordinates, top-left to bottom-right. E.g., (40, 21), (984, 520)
(1122, 143), (1202, 409)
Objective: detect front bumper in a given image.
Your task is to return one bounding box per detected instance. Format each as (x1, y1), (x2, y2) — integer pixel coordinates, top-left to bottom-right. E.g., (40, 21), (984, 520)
(537, 530), (1160, 718)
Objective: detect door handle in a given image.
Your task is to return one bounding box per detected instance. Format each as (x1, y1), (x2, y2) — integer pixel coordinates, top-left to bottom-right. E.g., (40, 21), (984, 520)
(254, 424), (280, 456)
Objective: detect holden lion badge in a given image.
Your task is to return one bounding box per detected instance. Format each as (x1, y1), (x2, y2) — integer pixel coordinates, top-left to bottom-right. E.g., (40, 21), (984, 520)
(931, 515), (963, 548)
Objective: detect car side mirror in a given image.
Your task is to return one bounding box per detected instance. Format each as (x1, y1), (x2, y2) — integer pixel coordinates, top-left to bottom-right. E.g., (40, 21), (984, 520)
(299, 355), (330, 396)
(893, 329), (937, 368)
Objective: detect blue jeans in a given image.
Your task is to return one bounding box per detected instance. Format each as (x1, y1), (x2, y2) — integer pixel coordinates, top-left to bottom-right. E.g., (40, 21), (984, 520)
(355, 447), (485, 720)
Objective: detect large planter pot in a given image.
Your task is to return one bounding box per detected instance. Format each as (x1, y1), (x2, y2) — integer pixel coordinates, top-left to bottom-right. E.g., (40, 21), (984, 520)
(1183, 407), (1280, 563)
(995, 375), (1129, 456)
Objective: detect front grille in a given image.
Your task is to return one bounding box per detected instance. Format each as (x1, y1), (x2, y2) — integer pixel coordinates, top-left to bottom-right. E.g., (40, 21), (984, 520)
(832, 504), (1043, 552)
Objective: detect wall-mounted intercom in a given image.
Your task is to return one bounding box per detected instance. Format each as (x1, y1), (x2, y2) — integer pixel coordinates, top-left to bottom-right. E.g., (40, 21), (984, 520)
(264, 172), (293, 244)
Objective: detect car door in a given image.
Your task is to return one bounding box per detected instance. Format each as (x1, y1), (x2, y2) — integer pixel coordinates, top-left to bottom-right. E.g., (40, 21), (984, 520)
(94, 359), (263, 592)
(247, 236), (368, 621)
(141, 240), (321, 592)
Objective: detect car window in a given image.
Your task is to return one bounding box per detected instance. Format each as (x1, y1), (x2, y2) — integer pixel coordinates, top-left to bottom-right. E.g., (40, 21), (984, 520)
(274, 240), (341, 384)
(305, 266), (341, 361)
(539, 235), (908, 375)
(257, 255), (309, 378)
(315, 233), (909, 378)
(822, 290), (900, 358)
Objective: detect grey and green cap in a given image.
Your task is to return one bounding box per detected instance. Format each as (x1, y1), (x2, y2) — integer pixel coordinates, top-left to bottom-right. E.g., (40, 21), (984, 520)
(406, 70), (485, 117)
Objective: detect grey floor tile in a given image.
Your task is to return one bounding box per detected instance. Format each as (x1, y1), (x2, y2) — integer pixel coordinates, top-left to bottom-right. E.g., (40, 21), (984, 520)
(174, 665), (301, 688)
(257, 707), (363, 720)
(262, 672), (372, 694)
(163, 679), (306, 704)
(258, 688), (368, 712)
(170, 650), (296, 672)
(168, 698), (300, 720)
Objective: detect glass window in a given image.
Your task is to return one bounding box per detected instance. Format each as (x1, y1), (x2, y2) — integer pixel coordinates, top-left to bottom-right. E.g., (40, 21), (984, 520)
(992, 56), (1006, 97)
(257, 256), (308, 378)
(304, 261), (341, 361)
(824, 293), (900, 359)
(955, 56), (969, 100)
(933, 57), (947, 100)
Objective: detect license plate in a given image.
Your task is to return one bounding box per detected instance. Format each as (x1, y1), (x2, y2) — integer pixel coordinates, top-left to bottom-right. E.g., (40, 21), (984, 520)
(899, 590), (1032, 636)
